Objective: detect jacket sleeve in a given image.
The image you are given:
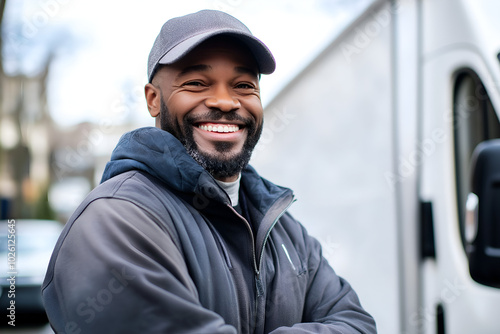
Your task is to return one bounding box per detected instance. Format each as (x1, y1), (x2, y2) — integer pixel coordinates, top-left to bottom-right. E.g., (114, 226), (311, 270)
(270, 225), (377, 334)
(42, 198), (237, 334)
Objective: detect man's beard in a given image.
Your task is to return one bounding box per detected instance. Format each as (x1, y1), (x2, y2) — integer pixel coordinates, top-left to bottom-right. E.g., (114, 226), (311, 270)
(159, 97), (262, 180)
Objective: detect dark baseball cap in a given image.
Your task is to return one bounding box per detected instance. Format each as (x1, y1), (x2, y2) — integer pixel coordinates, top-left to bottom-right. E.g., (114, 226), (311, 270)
(147, 9), (276, 82)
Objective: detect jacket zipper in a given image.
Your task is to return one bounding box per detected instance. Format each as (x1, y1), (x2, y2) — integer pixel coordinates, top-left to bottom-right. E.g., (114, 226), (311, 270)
(214, 179), (259, 272)
(254, 196), (295, 299)
(231, 195), (295, 333)
(229, 206), (258, 273)
(209, 174), (295, 331)
(229, 195), (295, 277)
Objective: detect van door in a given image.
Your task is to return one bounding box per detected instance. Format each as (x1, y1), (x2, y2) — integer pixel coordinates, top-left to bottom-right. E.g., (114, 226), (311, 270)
(420, 50), (500, 334)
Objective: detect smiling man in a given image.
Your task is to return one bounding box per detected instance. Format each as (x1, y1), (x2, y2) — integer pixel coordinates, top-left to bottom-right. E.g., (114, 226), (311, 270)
(42, 10), (376, 334)
(146, 35), (264, 183)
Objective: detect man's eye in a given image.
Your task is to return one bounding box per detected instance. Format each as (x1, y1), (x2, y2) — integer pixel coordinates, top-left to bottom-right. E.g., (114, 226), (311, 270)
(184, 81), (204, 87)
(235, 83), (254, 89)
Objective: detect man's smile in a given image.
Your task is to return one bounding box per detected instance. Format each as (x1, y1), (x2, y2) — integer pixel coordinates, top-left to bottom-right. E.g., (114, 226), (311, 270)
(194, 122), (246, 144)
(197, 122), (240, 133)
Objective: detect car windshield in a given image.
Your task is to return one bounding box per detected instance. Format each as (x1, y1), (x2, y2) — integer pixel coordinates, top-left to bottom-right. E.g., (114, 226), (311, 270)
(0, 234), (58, 254)
(0, 221), (61, 254)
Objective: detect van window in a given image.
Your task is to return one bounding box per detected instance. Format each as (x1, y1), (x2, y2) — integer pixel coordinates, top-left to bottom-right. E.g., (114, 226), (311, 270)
(453, 70), (500, 246)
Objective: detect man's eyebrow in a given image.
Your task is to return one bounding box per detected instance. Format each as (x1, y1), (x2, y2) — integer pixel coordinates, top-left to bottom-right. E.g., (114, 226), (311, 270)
(176, 64), (259, 79)
(235, 66), (259, 78)
(177, 64), (212, 78)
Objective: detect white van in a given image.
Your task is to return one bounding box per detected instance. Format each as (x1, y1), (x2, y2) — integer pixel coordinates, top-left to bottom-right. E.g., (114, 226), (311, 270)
(252, 0), (500, 333)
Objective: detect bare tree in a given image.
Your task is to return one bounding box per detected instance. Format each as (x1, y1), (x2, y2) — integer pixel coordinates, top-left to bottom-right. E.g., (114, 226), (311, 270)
(0, 0), (5, 75)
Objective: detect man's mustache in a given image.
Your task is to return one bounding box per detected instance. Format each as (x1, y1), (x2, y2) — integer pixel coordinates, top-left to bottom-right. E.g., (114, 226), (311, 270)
(187, 109), (254, 126)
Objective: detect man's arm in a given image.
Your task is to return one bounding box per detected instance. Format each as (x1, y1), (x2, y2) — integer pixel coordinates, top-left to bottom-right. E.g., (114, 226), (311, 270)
(42, 198), (237, 334)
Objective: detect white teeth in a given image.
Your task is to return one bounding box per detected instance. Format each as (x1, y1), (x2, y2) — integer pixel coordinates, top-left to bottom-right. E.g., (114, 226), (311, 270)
(199, 124), (239, 133)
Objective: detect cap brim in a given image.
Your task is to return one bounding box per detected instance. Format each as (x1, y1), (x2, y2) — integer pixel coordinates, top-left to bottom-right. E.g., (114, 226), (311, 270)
(157, 29), (276, 75)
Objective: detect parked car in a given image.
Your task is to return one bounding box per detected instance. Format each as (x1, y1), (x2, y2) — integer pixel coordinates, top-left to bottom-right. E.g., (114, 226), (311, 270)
(0, 219), (64, 325)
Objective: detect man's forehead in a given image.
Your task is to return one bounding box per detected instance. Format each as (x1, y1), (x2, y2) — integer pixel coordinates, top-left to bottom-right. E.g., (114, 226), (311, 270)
(172, 38), (259, 75)
(175, 63), (258, 78)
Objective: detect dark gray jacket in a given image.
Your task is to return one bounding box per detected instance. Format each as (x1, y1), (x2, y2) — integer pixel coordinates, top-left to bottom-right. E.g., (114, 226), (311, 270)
(42, 127), (376, 333)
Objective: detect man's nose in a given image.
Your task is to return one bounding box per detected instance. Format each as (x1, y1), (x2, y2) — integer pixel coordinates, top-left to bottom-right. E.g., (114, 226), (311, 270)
(205, 85), (241, 112)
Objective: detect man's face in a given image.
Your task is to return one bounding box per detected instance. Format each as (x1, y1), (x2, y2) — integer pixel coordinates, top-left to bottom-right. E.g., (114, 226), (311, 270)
(147, 37), (264, 181)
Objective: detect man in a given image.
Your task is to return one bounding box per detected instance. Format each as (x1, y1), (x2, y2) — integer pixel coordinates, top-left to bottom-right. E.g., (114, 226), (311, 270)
(42, 9), (376, 334)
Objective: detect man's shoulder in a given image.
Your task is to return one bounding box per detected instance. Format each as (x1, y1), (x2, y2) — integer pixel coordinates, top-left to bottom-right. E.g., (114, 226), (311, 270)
(94, 170), (171, 200)
(76, 170), (184, 220)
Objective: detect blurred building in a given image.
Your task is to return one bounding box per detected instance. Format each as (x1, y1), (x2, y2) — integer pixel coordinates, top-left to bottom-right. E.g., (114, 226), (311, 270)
(0, 62), (54, 220)
(0, 61), (132, 222)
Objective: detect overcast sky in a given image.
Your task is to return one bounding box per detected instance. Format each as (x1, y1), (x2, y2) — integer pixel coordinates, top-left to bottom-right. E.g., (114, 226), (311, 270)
(2, 0), (373, 127)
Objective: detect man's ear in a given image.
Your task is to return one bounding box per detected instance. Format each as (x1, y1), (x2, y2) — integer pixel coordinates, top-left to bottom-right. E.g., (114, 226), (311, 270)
(145, 83), (161, 118)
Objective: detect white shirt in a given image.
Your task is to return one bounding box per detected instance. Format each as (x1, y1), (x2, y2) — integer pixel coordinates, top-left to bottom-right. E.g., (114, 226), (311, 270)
(215, 174), (241, 207)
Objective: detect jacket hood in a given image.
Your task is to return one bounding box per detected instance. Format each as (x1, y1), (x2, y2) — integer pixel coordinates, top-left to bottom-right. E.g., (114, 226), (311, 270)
(101, 127), (219, 196)
(101, 127), (293, 210)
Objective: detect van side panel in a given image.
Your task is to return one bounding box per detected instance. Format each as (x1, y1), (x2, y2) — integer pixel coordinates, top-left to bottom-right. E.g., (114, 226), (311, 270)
(252, 2), (400, 332)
